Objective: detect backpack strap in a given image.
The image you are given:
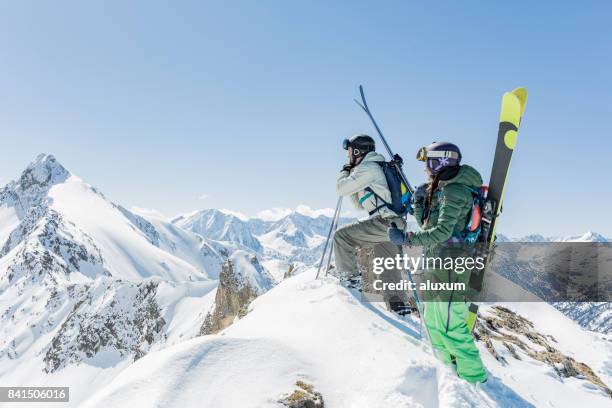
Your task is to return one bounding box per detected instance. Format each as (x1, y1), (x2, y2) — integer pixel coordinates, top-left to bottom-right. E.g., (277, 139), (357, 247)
(358, 191), (374, 204)
(364, 187), (389, 216)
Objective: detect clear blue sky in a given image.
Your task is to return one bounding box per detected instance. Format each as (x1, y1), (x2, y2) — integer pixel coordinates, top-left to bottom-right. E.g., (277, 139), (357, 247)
(0, 1), (610, 237)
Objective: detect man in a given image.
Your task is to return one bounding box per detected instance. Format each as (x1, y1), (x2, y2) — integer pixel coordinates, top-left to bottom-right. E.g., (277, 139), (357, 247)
(333, 134), (407, 311)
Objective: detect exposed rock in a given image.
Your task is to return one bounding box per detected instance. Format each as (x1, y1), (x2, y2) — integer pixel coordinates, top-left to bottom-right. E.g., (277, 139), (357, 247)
(43, 280), (166, 373)
(476, 305), (611, 398)
(279, 380), (324, 408)
(2, 210), (110, 288)
(200, 251), (273, 335)
(284, 263), (296, 279)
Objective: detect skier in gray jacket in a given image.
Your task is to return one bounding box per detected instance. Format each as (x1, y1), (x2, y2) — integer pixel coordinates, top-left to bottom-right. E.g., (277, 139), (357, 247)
(333, 135), (407, 300)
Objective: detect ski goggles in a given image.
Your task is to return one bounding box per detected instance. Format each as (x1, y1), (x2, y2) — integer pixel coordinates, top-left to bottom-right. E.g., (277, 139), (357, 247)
(342, 139), (350, 150)
(416, 146), (460, 161)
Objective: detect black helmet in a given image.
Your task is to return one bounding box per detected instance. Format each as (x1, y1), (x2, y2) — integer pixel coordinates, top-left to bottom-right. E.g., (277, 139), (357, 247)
(416, 141), (461, 175)
(342, 134), (375, 157)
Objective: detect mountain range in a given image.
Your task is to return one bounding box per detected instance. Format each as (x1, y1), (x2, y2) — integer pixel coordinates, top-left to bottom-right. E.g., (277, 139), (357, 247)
(0, 154), (610, 407)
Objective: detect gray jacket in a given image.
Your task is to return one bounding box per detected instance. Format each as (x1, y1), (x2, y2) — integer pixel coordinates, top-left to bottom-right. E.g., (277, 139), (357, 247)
(336, 152), (395, 218)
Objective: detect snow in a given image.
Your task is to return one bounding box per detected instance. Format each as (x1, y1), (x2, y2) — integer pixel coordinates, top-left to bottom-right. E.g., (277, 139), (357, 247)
(255, 207), (295, 221)
(219, 208), (250, 221)
(507, 232), (610, 242)
(155, 281), (218, 345)
(0, 205), (19, 248)
(78, 270), (611, 408)
(129, 206), (168, 220)
(555, 231), (609, 242)
(172, 208), (262, 253)
(140, 213), (225, 279)
(489, 302), (612, 387)
(48, 176), (206, 282)
(81, 336), (305, 408)
(228, 250), (274, 293)
(261, 258), (291, 282)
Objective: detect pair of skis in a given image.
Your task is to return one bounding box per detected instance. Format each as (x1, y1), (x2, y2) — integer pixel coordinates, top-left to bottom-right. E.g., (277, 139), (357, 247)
(356, 86), (431, 349)
(466, 87), (528, 331)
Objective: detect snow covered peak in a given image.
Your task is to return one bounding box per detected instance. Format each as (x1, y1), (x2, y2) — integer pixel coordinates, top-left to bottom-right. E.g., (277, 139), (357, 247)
(226, 250), (274, 294)
(0, 154), (71, 214)
(517, 234), (548, 242)
(0, 154), (72, 223)
(19, 153), (70, 188)
(172, 209), (262, 252)
(555, 231), (609, 242)
(503, 231), (609, 243)
(255, 205), (335, 222)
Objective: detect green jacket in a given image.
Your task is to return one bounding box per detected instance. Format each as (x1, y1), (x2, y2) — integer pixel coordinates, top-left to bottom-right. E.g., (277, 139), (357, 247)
(412, 164), (483, 303)
(411, 164), (488, 384)
(411, 164), (483, 249)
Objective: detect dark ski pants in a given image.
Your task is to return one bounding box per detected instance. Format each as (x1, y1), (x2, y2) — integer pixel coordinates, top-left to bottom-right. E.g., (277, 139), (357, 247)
(333, 215), (406, 280)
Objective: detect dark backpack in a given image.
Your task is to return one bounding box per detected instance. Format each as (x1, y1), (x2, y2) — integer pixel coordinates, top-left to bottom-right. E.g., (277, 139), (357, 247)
(364, 162), (411, 217)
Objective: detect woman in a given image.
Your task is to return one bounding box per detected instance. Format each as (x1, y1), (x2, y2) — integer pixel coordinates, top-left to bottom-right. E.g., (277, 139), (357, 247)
(388, 141), (487, 384)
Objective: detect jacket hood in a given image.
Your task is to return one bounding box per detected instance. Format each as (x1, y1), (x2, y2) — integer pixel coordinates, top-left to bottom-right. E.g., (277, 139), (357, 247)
(360, 151), (386, 163)
(440, 164), (483, 188)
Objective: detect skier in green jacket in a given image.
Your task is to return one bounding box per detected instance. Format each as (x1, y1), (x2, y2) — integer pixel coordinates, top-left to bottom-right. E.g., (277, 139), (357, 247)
(388, 141), (488, 384)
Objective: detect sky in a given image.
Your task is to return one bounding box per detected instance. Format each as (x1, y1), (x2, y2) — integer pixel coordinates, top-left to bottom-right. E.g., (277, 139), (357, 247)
(0, 1), (611, 237)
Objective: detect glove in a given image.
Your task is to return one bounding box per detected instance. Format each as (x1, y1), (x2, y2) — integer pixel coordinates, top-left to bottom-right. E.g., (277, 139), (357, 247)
(413, 183), (428, 206)
(392, 154), (404, 166)
(388, 223), (416, 246)
(388, 223), (408, 246)
(341, 164), (353, 173)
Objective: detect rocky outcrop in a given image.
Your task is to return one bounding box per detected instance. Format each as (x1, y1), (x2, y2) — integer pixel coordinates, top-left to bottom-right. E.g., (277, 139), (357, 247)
(2, 209), (110, 287)
(43, 280), (166, 373)
(279, 381), (324, 408)
(476, 305), (611, 398)
(284, 263), (296, 279)
(200, 251), (273, 335)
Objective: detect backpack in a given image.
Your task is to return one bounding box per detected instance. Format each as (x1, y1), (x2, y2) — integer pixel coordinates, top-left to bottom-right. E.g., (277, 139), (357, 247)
(364, 162), (412, 217)
(458, 185), (488, 243)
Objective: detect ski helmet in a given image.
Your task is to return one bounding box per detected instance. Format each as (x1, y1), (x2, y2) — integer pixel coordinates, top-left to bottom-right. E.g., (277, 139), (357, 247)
(416, 141), (461, 174)
(342, 134), (375, 157)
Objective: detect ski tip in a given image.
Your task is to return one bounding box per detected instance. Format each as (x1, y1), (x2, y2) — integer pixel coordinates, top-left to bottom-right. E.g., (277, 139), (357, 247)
(511, 87), (528, 114)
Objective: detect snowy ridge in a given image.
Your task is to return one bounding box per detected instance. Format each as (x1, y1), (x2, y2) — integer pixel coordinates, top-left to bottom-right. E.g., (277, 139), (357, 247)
(81, 270), (612, 408)
(172, 209), (263, 253)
